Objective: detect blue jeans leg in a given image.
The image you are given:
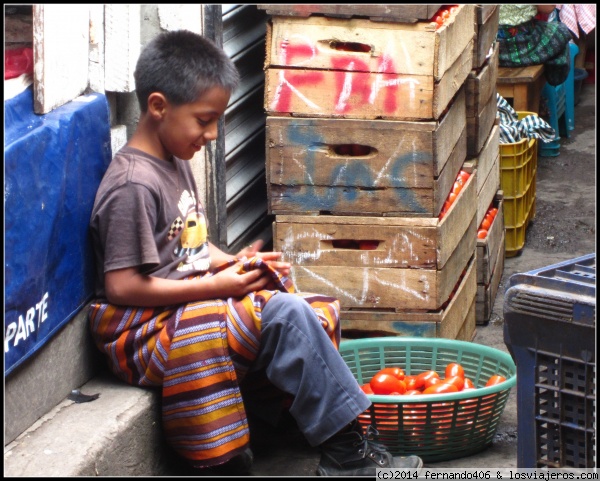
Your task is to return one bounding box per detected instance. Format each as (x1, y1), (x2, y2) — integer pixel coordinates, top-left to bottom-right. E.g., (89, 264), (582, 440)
(245, 293), (371, 447)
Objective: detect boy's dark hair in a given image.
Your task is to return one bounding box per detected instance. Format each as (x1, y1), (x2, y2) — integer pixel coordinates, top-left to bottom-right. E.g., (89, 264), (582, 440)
(134, 30), (240, 112)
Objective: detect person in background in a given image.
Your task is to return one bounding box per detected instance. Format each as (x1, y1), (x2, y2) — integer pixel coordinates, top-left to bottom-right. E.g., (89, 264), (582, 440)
(497, 4), (573, 86)
(87, 29), (423, 476)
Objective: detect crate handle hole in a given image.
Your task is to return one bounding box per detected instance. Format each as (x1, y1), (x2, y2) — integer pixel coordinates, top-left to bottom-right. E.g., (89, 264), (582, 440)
(331, 144), (377, 157)
(327, 41), (372, 54)
(326, 239), (381, 250)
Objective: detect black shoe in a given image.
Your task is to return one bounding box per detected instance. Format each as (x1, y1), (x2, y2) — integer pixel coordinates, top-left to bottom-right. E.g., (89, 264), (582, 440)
(317, 421), (423, 476)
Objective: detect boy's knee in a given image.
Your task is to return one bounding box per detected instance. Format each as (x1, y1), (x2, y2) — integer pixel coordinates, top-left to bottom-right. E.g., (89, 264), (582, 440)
(262, 293), (317, 328)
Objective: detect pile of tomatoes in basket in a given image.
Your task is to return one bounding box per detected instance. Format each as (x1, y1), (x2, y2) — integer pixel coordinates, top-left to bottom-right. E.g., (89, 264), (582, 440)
(360, 362), (506, 396)
(477, 202), (499, 239)
(429, 5), (459, 30)
(438, 170), (471, 220)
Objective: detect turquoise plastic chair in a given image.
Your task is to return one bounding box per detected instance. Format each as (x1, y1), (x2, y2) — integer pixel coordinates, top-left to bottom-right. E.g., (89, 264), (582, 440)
(539, 41), (578, 157)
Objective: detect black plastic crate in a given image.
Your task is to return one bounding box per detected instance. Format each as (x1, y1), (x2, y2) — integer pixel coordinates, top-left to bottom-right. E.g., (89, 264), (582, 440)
(503, 254), (596, 469)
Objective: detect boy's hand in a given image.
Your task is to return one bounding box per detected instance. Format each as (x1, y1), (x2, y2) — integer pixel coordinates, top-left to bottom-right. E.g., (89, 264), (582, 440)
(236, 239), (264, 259)
(211, 261), (273, 297)
(237, 240), (291, 277)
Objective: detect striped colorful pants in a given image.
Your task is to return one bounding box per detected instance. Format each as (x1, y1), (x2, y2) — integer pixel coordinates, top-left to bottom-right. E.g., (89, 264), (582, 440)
(88, 259), (368, 468)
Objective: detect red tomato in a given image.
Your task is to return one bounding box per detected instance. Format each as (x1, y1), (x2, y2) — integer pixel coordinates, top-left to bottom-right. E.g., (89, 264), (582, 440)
(361, 383), (374, 394)
(404, 375), (421, 391)
(376, 367), (406, 380)
(423, 382), (459, 395)
(485, 375), (507, 387)
(447, 192), (458, 205)
(463, 378), (476, 390)
(488, 207), (498, 218)
(445, 362), (465, 379)
(458, 170), (470, 183)
(416, 370), (440, 388)
(358, 240), (379, 250)
(439, 200), (452, 219)
(480, 217), (492, 231)
(370, 373), (406, 395)
(477, 229), (488, 239)
(444, 375), (465, 391)
(452, 181), (463, 195)
(405, 389), (422, 395)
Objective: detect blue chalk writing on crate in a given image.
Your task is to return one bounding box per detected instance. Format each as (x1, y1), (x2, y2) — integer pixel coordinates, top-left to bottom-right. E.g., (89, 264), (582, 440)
(284, 124), (428, 213)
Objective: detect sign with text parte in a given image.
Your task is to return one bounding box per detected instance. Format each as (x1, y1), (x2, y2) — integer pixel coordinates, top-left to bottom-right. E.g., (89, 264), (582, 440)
(4, 86), (111, 376)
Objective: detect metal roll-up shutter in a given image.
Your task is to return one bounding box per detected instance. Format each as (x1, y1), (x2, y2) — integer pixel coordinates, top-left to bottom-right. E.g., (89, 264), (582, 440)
(209, 4), (270, 253)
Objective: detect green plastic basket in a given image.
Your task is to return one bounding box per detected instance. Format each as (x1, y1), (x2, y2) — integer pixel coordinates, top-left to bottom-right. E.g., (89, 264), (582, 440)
(339, 337), (517, 462)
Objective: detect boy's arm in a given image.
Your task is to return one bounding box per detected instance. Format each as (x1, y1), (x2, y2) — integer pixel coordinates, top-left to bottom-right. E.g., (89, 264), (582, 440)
(103, 241), (293, 308)
(104, 264), (272, 307)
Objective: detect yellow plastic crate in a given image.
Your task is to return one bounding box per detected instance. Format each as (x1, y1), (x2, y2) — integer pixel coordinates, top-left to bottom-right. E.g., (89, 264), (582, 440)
(503, 173), (536, 227)
(501, 111), (538, 257)
(505, 196), (536, 257)
(499, 111), (538, 197)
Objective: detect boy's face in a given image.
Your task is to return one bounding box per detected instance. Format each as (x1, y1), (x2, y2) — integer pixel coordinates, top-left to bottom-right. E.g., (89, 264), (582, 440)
(156, 86), (231, 161)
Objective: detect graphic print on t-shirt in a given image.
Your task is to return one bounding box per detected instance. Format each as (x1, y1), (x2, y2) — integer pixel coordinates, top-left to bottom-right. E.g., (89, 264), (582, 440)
(169, 189), (210, 272)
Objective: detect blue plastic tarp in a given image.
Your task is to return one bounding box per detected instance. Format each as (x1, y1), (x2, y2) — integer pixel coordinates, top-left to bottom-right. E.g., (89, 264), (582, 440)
(4, 86), (111, 376)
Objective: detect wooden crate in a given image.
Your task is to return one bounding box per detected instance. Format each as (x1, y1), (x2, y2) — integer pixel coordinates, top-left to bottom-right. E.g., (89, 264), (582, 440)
(476, 192), (504, 285)
(466, 84), (498, 157)
(476, 230), (505, 324)
(257, 5), (443, 23)
(456, 298), (477, 342)
(464, 148), (500, 228)
(264, 7), (475, 120)
(466, 42), (499, 118)
(472, 5), (499, 69)
(341, 255), (477, 340)
(273, 171), (477, 311)
(266, 89), (466, 217)
(464, 124), (500, 198)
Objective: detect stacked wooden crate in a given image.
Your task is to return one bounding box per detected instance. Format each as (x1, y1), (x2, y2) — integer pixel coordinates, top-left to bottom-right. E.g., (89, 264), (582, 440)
(260, 5), (477, 340)
(462, 5), (503, 324)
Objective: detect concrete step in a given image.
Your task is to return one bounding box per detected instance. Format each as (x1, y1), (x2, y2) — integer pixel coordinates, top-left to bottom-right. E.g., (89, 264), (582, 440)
(4, 373), (165, 477)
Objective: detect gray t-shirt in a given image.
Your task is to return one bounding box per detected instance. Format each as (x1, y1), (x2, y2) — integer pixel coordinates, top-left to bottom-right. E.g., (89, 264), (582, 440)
(90, 146), (211, 298)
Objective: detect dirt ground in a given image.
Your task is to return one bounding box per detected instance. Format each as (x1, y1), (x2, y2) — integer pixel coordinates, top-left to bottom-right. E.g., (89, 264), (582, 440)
(524, 86), (596, 256)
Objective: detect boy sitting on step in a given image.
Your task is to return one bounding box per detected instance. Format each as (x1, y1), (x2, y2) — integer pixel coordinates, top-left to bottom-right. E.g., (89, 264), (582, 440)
(88, 29), (422, 476)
